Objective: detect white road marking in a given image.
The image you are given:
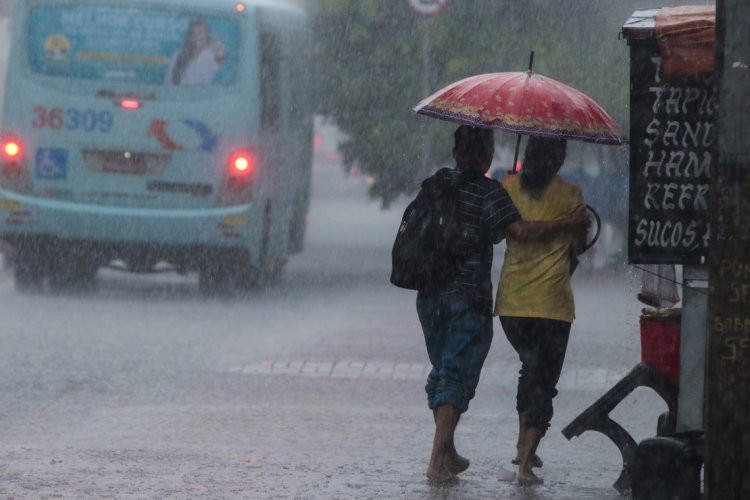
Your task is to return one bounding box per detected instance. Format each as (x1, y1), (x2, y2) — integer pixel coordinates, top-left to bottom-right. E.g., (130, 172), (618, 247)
(227, 360), (628, 390)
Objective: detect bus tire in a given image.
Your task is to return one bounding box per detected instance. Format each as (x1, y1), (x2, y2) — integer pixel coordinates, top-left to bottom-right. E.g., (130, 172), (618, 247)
(47, 248), (98, 290)
(199, 261), (259, 293)
(14, 253), (44, 292)
(199, 265), (233, 294)
(259, 259), (286, 285)
(48, 264), (98, 290)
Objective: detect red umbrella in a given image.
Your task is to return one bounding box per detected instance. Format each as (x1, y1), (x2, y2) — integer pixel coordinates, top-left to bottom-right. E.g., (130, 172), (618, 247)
(413, 54), (628, 169)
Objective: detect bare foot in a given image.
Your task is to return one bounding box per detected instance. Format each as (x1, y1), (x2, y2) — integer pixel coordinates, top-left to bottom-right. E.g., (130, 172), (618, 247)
(512, 454), (543, 468)
(446, 452), (470, 475)
(427, 451), (458, 482)
(517, 469), (544, 486)
(426, 461), (455, 483)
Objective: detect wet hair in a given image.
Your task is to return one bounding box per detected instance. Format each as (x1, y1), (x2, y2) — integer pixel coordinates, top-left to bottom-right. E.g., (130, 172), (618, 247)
(520, 136), (567, 199)
(454, 125), (494, 165)
(172, 19), (211, 85)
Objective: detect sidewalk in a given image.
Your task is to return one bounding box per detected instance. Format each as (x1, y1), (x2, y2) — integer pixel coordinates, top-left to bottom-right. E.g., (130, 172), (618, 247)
(307, 276), (667, 499)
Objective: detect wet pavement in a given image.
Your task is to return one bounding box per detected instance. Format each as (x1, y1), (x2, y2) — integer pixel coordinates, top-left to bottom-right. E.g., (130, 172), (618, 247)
(0, 166), (666, 498)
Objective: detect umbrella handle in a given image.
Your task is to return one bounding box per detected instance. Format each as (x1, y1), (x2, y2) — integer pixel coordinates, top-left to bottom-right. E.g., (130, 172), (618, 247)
(584, 204), (602, 252)
(511, 50), (535, 174)
(511, 135), (522, 173)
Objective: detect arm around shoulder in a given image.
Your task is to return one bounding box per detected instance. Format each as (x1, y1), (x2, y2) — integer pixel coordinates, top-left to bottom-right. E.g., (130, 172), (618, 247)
(506, 205), (590, 243)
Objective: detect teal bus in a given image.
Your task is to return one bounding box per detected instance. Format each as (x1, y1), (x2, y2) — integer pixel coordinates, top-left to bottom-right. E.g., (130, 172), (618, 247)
(0, 0), (313, 290)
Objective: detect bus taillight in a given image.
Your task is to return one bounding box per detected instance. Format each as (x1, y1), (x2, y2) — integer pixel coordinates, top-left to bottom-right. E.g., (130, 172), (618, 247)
(120, 100), (140, 109)
(235, 157), (249, 171)
(3, 139), (21, 159)
(2, 137), (23, 163)
(230, 151), (256, 175)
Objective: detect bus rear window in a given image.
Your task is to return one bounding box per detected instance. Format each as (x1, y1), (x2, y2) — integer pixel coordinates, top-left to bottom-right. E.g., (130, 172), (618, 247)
(28, 7), (240, 86)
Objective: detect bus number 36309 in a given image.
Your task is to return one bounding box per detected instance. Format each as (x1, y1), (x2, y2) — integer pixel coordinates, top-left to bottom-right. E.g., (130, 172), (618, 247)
(32, 106), (114, 133)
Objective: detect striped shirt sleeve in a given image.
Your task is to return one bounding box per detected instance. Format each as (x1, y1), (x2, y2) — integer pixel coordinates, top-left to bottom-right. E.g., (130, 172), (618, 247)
(483, 182), (521, 233)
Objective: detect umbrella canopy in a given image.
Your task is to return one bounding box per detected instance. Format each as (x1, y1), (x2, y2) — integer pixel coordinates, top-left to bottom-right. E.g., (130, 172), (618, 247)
(414, 72), (629, 145)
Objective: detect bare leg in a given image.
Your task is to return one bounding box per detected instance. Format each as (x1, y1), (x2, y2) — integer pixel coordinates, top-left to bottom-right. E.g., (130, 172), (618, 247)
(513, 412), (543, 467)
(517, 427), (544, 486)
(432, 408), (470, 475)
(426, 404), (461, 482)
(514, 411), (527, 462)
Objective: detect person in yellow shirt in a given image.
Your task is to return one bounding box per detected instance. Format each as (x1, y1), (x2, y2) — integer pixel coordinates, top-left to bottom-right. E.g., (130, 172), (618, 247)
(494, 136), (588, 486)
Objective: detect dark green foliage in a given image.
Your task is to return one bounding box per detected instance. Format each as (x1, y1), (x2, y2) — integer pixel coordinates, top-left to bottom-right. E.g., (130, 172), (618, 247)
(310, 0), (688, 205)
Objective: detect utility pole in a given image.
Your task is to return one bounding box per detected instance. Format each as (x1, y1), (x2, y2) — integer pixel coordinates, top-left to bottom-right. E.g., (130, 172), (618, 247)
(421, 23), (432, 176)
(705, 0), (750, 497)
(406, 0), (449, 177)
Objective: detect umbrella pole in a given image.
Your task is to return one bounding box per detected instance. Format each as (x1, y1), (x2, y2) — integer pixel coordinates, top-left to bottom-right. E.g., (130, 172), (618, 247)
(512, 134), (522, 173)
(512, 51), (535, 174)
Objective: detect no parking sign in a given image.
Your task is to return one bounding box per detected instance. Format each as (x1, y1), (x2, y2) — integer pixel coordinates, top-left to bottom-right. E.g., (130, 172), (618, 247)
(406, 0), (449, 17)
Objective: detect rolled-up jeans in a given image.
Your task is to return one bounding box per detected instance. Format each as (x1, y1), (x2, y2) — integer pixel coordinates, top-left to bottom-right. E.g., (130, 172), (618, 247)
(417, 291), (493, 413)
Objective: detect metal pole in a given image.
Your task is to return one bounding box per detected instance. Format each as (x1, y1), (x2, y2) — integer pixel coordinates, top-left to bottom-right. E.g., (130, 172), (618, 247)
(421, 25), (431, 175)
(512, 51), (534, 173)
(511, 135), (522, 173)
(705, 0), (750, 497)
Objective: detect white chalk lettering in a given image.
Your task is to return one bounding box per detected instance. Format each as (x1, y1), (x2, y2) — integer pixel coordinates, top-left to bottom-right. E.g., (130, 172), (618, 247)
(682, 122), (701, 148)
(645, 182), (661, 209)
(706, 95), (716, 115)
(671, 222), (683, 247)
(682, 88), (701, 114)
(645, 118), (661, 147)
(678, 184), (695, 209)
(664, 121), (680, 146)
(702, 122), (715, 147)
(662, 183), (678, 209)
(635, 219), (648, 246)
(648, 220), (661, 246)
(694, 184), (709, 210)
(649, 87), (668, 114)
(685, 151), (711, 178)
(665, 152), (684, 177)
(661, 221), (673, 247)
(634, 218), (700, 249)
(667, 88), (683, 114)
(683, 220), (697, 247)
(651, 57), (663, 83)
(644, 150), (666, 176)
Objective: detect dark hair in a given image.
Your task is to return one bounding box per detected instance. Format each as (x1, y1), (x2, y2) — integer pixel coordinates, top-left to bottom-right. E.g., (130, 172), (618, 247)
(520, 136), (567, 199)
(454, 125), (494, 165)
(172, 19), (211, 85)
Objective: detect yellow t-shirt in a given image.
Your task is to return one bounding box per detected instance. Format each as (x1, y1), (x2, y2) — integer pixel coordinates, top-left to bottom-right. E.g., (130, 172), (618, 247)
(494, 174), (584, 323)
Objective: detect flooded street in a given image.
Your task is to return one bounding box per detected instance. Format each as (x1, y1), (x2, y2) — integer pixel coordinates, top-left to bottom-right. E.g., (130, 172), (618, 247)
(0, 1), (725, 497)
(0, 165), (667, 498)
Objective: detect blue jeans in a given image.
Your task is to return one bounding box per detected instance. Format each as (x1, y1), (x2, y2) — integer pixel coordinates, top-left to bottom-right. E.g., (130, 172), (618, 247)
(417, 291), (493, 413)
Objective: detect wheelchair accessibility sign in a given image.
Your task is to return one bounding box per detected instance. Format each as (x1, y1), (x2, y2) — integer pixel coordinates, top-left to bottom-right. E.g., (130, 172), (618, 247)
(35, 148), (68, 180)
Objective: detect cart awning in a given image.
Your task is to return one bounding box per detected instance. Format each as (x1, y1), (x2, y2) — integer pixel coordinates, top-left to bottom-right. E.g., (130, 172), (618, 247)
(655, 6), (715, 83)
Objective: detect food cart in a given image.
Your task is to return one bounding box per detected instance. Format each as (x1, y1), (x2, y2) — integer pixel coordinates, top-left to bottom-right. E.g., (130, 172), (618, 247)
(561, 7), (715, 498)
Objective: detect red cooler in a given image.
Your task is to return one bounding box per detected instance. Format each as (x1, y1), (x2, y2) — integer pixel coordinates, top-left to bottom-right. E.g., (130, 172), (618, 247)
(640, 311), (682, 384)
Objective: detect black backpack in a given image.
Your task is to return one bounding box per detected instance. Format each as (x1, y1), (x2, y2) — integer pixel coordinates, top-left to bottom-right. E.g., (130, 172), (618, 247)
(390, 169), (479, 291)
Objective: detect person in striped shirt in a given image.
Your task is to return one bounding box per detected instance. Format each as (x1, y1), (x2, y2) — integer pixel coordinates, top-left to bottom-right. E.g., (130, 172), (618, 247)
(419, 125), (589, 482)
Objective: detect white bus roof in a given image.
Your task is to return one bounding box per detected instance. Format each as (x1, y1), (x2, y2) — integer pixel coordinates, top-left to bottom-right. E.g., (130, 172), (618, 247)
(20, 0), (306, 17)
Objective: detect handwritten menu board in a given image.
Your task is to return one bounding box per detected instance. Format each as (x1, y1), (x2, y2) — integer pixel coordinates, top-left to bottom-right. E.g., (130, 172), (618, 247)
(628, 41), (715, 264)
(710, 172), (750, 348)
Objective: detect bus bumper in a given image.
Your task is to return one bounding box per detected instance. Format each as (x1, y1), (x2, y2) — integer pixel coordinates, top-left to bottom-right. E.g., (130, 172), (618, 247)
(0, 190), (260, 267)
